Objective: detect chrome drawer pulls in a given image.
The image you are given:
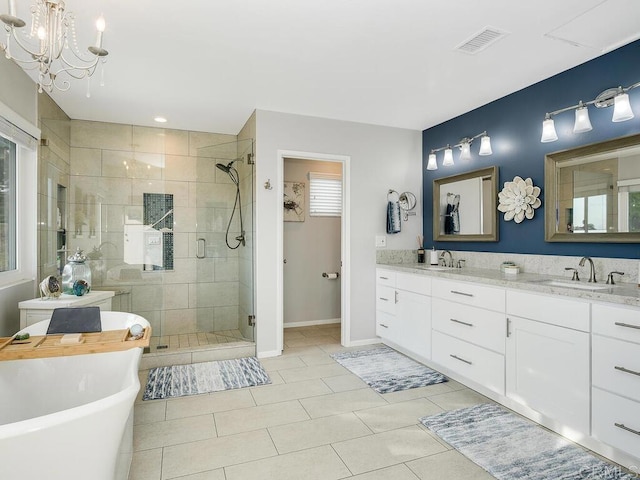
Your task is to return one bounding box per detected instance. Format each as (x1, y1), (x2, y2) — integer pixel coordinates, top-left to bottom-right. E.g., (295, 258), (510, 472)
(615, 423), (640, 437)
(378, 297), (389, 302)
(379, 276), (389, 280)
(450, 318), (473, 327)
(450, 290), (474, 298)
(379, 324), (388, 329)
(450, 354), (472, 365)
(614, 322), (640, 330)
(614, 366), (640, 377)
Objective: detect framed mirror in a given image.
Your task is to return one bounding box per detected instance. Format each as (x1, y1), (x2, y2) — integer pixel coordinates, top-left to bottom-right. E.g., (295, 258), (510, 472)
(545, 133), (640, 243)
(433, 166), (498, 242)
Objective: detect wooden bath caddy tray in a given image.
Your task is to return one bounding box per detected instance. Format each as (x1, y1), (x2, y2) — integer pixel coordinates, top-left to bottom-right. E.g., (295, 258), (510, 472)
(0, 327), (151, 361)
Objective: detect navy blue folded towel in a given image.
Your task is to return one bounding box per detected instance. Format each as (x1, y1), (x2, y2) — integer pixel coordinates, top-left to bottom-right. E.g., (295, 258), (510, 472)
(386, 201), (401, 234)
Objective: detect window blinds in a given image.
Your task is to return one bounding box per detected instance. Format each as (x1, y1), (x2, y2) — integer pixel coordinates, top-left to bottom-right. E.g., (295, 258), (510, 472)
(309, 172), (342, 217)
(0, 115), (38, 150)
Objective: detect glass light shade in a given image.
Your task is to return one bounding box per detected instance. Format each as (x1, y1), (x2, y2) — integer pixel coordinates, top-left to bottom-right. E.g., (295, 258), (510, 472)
(459, 141), (471, 161)
(612, 93), (634, 122)
(479, 135), (492, 155)
(443, 147), (454, 166)
(573, 106), (592, 133)
(541, 118), (558, 142)
(426, 153), (438, 170)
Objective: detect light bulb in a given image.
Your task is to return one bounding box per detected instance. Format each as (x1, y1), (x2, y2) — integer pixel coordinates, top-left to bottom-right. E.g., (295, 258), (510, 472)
(573, 105), (592, 133)
(443, 147), (454, 166)
(459, 141), (471, 161)
(612, 92), (634, 122)
(479, 135), (492, 155)
(541, 118), (558, 143)
(37, 26), (46, 40)
(96, 15), (106, 32)
(426, 153), (438, 170)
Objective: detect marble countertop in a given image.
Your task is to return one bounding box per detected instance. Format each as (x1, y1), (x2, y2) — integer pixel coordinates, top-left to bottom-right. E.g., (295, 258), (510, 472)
(377, 263), (640, 308)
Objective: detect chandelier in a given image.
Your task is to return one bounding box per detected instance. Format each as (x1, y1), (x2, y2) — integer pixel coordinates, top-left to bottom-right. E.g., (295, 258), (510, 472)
(0, 0), (108, 96)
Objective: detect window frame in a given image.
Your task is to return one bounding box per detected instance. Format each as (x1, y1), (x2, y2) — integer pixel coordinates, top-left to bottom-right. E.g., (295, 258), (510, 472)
(0, 122), (37, 288)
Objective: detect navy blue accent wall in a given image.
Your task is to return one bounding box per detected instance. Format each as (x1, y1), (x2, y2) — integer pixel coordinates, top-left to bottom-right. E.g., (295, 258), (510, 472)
(423, 40), (640, 259)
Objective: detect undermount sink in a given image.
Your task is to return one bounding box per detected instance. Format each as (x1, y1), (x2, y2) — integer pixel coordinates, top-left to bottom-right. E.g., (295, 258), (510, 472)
(530, 279), (610, 291)
(421, 266), (448, 271)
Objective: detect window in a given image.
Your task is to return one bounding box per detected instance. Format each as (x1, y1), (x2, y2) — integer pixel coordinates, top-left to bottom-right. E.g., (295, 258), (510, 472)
(0, 135), (16, 272)
(309, 172), (342, 217)
(0, 110), (38, 286)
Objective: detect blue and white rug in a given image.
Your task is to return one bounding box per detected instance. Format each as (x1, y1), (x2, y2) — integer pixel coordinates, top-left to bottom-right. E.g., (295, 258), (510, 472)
(331, 345), (447, 394)
(143, 357), (271, 400)
(420, 403), (635, 480)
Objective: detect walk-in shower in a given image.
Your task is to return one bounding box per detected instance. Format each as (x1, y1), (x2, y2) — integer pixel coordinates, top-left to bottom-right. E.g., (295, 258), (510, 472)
(216, 159), (245, 249)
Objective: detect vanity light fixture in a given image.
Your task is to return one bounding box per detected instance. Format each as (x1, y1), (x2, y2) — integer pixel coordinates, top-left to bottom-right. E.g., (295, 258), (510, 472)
(540, 81), (640, 143)
(426, 131), (492, 170)
(0, 0), (109, 95)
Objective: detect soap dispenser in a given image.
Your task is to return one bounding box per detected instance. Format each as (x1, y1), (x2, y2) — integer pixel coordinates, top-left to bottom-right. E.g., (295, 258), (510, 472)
(430, 247), (438, 266)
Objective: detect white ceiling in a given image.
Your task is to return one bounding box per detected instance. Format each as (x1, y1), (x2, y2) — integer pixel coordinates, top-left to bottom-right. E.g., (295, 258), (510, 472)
(26, 0), (640, 134)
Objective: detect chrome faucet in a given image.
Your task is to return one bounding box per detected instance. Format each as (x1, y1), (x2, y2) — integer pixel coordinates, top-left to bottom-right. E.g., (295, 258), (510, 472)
(579, 256), (597, 283)
(440, 250), (453, 268)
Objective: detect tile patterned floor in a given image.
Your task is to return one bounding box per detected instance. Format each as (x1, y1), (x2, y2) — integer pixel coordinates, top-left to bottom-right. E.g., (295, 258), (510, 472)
(130, 324), (496, 480)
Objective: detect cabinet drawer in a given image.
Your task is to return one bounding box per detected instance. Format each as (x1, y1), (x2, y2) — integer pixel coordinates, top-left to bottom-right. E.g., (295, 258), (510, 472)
(593, 387), (640, 458)
(593, 335), (640, 402)
(592, 303), (640, 344)
(432, 330), (505, 395)
(376, 269), (396, 287)
(376, 285), (396, 314)
(376, 310), (395, 339)
(396, 272), (431, 296)
(432, 279), (505, 312)
(432, 298), (506, 354)
(506, 290), (589, 332)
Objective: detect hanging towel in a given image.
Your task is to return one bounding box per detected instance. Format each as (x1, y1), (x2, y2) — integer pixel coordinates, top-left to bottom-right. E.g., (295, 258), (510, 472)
(387, 201), (401, 234)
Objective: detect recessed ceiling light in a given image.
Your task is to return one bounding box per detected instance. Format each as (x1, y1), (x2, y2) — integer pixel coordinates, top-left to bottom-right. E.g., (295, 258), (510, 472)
(154, 116), (167, 123)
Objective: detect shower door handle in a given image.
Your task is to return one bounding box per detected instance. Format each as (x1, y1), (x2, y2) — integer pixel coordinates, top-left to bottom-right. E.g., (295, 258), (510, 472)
(196, 238), (206, 259)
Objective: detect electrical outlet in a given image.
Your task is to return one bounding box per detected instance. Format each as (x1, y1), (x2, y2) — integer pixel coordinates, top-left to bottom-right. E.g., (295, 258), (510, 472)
(375, 235), (387, 248)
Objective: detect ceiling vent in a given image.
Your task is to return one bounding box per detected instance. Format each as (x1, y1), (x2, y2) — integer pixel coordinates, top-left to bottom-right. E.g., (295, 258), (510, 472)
(455, 27), (508, 54)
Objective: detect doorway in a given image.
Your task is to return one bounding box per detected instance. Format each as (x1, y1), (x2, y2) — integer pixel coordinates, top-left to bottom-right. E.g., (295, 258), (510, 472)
(277, 151), (350, 352)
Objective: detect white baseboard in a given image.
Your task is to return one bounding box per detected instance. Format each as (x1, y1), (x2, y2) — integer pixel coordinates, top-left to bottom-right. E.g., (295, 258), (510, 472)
(343, 337), (381, 347)
(257, 349), (282, 359)
(284, 318), (341, 328)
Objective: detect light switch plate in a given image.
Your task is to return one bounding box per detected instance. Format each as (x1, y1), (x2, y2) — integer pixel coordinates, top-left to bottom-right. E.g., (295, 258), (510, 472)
(375, 235), (387, 248)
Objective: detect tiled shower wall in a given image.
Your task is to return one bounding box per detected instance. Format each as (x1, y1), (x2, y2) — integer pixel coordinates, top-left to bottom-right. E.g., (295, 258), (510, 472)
(38, 94), (71, 284)
(68, 120), (246, 337)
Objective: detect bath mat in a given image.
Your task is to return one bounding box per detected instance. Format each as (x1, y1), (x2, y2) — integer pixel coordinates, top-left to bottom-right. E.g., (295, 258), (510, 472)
(420, 403), (634, 480)
(142, 357), (271, 400)
(330, 345), (447, 394)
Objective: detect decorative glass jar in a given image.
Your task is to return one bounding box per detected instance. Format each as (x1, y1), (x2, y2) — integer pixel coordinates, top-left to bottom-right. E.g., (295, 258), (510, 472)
(61, 247), (92, 295)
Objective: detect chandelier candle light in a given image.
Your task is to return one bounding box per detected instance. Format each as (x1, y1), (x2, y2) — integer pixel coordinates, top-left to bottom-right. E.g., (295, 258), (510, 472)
(541, 81), (640, 142)
(427, 130), (492, 170)
(0, 0), (109, 95)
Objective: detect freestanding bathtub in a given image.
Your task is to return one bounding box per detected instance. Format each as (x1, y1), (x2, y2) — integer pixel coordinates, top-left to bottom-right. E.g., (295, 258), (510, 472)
(0, 311), (150, 480)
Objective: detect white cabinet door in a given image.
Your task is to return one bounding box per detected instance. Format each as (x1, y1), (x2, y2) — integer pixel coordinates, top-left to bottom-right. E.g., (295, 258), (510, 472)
(506, 315), (590, 434)
(395, 289), (431, 360)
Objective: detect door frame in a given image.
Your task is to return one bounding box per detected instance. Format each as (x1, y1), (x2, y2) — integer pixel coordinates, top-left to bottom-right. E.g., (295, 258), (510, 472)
(276, 150), (351, 352)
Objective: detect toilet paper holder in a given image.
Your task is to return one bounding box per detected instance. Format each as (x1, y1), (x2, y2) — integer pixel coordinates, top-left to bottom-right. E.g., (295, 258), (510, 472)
(322, 272), (340, 279)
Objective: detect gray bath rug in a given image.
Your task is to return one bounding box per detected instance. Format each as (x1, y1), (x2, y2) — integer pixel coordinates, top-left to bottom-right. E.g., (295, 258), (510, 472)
(330, 345), (447, 394)
(143, 357), (271, 400)
(420, 403), (634, 480)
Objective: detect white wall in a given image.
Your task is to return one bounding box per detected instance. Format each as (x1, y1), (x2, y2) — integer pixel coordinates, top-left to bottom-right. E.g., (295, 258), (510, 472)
(255, 110), (422, 356)
(0, 56), (38, 336)
(284, 158), (341, 325)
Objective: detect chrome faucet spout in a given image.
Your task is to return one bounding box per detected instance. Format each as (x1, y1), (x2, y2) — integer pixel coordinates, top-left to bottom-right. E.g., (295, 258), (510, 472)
(579, 256), (597, 283)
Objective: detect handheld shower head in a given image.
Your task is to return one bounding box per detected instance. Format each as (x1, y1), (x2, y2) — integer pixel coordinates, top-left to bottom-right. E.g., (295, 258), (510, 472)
(216, 161), (233, 173)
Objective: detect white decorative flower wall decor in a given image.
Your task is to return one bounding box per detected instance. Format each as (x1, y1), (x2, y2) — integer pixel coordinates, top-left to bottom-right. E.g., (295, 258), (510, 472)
(498, 176), (541, 223)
